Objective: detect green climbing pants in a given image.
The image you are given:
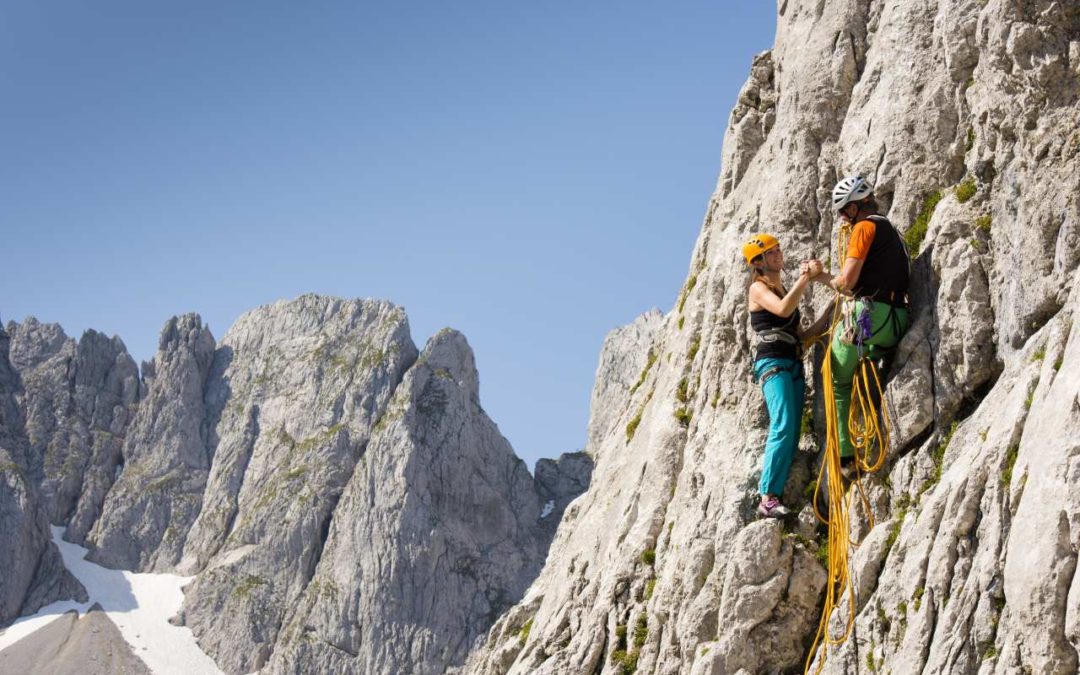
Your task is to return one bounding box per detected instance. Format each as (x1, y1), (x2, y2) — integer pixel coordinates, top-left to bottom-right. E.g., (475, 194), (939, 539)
(831, 299), (909, 458)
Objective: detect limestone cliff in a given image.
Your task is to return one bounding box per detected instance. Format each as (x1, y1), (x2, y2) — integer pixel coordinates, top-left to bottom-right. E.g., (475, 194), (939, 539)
(6, 319), (140, 543)
(173, 296), (418, 673)
(266, 328), (549, 674)
(88, 314), (217, 571)
(0, 323), (86, 626)
(464, 1), (1080, 674)
(3, 297), (591, 675)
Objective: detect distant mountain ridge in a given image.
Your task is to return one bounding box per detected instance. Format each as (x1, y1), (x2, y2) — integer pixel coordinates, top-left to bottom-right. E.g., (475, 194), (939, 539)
(0, 295), (592, 674)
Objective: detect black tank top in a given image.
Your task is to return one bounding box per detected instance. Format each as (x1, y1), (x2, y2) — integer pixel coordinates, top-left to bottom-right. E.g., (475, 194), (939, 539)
(750, 285), (801, 362)
(853, 215), (910, 301)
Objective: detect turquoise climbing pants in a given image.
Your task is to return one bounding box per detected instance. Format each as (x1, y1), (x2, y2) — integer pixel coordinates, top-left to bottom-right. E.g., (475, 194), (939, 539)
(830, 299), (909, 458)
(754, 357), (804, 497)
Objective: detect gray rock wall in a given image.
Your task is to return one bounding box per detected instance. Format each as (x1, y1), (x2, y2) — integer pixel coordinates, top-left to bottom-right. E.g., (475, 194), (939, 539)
(87, 314), (217, 571)
(534, 451), (594, 543)
(7, 319), (140, 543)
(0, 323), (86, 626)
(266, 329), (552, 675)
(174, 296), (419, 673)
(4, 296), (591, 674)
(585, 309), (664, 462)
(463, 1), (1080, 674)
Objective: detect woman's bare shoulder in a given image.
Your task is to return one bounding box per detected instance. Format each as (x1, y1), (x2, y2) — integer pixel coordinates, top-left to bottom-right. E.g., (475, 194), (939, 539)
(747, 279), (768, 309)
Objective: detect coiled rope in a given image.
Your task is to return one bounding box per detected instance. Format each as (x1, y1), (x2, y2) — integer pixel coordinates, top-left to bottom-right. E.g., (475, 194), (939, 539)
(802, 224), (893, 675)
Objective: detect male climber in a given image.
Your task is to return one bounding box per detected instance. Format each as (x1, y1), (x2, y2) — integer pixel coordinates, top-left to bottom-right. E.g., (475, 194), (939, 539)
(810, 176), (911, 468)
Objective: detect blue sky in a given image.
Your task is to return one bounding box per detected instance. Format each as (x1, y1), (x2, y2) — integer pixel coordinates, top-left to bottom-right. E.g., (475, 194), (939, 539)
(1, 2), (776, 469)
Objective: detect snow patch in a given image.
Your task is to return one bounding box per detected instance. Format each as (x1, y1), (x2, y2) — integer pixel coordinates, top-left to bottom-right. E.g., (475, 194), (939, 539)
(0, 527), (222, 674)
(539, 499), (555, 519)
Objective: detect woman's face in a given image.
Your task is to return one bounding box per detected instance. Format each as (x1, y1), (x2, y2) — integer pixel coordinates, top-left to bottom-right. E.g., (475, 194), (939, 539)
(763, 246), (783, 269)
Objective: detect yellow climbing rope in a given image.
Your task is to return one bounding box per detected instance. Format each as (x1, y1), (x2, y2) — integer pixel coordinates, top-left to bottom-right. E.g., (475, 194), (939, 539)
(802, 224), (893, 675)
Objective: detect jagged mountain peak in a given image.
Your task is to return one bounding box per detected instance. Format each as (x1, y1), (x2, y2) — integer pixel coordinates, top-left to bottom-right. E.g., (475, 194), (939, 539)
(6, 318), (71, 370)
(1, 293), (594, 674)
(418, 327), (481, 400)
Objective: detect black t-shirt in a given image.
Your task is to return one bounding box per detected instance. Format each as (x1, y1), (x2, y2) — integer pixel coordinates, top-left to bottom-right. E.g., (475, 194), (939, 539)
(750, 286), (800, 362)
(849, 215), (910, 300)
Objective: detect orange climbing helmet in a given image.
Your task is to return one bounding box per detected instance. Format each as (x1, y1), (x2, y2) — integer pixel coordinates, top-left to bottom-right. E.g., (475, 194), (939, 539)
(742, 233), (779, 265)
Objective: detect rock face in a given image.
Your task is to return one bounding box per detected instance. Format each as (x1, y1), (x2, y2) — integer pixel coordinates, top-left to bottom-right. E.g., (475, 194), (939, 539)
(585, 309), (664, 461)
(88, 314), (217, 571)
(6, 318), (140, 543)
(265, 328), (558, 675)
(534, 451), (594, 542)
(174, 296), (418, 673)
(4, 296), (592, 674)
(464, 2), (1080, 675)
(0, 323), (86, 627)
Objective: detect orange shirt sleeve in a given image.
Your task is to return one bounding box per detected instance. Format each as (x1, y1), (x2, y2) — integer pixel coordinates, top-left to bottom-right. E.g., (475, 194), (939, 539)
(846, 219), (876, 260)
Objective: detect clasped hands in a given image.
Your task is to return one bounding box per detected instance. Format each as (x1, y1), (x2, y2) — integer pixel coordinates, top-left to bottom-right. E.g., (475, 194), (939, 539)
(799, 259), (824, 279)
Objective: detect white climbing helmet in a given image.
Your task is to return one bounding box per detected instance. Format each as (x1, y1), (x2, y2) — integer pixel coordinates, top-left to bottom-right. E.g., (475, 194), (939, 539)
(831, 175), (873, 210)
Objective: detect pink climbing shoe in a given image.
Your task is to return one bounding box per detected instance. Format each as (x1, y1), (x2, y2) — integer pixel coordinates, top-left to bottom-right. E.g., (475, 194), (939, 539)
(757, 495), (791, 518)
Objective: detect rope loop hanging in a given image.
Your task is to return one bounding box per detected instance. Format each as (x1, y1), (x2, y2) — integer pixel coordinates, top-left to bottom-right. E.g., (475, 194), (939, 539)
(803, 223), (894, 675)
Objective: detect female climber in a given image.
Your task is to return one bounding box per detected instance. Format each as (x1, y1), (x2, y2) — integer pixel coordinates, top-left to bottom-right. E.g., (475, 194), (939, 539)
(743, 234), (825, 517)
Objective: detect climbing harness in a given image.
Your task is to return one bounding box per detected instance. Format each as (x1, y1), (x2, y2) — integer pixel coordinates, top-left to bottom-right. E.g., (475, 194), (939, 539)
(754, 359), (802, 385)
(753, 309), (802, 357)
(803, 223), (896, 675)
(757, 327), (799, 345)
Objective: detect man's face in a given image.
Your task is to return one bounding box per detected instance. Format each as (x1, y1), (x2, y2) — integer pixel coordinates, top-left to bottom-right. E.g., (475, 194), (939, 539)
(838, 202), (858, 223)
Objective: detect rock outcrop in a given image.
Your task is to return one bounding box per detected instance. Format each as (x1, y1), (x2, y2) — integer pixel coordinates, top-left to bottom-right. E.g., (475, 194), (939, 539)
(6, 318), (140, 543)
(87, 314), (217, 571)
(464, 1), (1080, 674)
(265, 328), (559, 674)
(4, 296), (592, 674)
(0, 323), (86, 627)
(585, 309), (664, 461)
(174, 296), (418, 673)
(534, 451), (594, 542)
